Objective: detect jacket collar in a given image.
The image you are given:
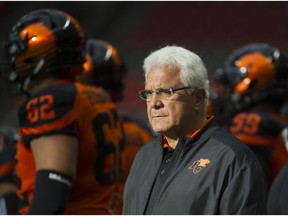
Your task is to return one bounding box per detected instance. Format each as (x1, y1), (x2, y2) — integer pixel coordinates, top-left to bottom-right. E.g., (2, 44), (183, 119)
(161, 115), (218, 148)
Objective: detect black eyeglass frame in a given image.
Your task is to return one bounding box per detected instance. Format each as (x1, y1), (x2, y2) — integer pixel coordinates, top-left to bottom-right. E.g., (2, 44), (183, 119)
(139, 86), (194, 101)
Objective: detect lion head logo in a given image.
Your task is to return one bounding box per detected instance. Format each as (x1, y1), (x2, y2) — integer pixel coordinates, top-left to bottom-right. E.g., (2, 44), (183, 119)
(189, 158), (211, 174)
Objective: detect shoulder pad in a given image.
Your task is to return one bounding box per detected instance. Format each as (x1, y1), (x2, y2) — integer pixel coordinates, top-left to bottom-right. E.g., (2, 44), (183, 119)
(19, 83), (76, 128)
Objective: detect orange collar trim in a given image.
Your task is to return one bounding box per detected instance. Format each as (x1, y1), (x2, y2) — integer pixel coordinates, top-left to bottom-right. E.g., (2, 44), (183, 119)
(162, 115), (214, 148)
(163, 136), (169, 148)
(187, 115), (214, 138)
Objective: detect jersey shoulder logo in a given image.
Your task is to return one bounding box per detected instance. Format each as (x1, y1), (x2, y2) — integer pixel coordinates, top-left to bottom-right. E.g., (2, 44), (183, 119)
(188, 158), (211, 174)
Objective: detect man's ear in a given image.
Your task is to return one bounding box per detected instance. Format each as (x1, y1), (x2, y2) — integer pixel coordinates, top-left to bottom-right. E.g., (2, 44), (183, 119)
(194, 88), (206, 107)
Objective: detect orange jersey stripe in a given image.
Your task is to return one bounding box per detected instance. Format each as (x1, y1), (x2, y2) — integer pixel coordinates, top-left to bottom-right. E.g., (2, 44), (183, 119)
(20, 110), (75, 136)
(234, 133), (277, 147)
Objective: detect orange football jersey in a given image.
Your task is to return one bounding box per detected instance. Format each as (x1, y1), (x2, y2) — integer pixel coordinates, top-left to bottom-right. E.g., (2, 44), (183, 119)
(229, 111), (288, 187)
(16, 81), (125, 214)
(122, 115), (154, 177)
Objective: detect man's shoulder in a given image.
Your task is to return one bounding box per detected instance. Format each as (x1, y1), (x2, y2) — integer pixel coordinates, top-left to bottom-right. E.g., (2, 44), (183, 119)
(210, 126), (261, 165)
(74, 82), (112, 104)
(18, 83), (78, 127)
(23, 82), (77, 107)
(134, 136), (159, 156)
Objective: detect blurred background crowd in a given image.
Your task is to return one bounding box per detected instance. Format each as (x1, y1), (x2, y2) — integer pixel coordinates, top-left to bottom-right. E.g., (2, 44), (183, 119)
(1, 1), (288, 127)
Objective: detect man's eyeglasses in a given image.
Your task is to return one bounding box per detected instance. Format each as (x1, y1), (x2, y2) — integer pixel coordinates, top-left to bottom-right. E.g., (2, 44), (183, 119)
(139, 86), (194, 101)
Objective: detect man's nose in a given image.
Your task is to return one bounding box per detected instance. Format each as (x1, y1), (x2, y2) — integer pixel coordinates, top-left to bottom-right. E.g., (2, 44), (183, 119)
(149, 93), (163, 108)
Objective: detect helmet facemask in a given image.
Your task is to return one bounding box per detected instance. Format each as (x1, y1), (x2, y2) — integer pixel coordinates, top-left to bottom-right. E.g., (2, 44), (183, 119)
(1, 9), (86, 94)
(220, 43), (288, 113)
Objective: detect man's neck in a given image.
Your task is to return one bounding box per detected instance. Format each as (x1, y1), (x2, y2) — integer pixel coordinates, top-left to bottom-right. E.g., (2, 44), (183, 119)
(164, 115), (208, 149)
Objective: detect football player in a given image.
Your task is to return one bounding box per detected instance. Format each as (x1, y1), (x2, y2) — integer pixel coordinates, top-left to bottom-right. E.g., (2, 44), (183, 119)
(1, 9), (125, 214)
(79, 39), (154, 177)
(216, 43), (288, 187)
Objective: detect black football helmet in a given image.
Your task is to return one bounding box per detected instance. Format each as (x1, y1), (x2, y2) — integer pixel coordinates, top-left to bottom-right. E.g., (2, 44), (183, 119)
(1, 9), (86, 93)
(81, 39), (127, 102)
(216, 43), (288, 112)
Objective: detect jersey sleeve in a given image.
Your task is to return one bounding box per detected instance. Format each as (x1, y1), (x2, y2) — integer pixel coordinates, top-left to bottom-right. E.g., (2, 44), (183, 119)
(229, 111), (286, 147)
(18, 83), (78, 146)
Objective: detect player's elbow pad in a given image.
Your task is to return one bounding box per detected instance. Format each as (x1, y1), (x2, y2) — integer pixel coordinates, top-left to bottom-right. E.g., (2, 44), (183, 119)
(27, 169), (72, 215)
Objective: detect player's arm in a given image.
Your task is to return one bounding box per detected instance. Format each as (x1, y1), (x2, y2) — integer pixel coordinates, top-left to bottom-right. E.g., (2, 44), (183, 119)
(27, 134), (78, 214)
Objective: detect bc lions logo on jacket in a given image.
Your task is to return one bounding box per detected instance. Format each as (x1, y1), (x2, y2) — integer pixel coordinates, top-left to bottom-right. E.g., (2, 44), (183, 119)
(189, 158), (211, 174)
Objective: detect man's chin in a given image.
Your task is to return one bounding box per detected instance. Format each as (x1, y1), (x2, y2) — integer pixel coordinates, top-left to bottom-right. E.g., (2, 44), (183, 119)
(152, 126), (167, 134)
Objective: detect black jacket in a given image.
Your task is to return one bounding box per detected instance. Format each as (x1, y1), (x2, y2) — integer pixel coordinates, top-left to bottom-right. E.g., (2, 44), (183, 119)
(267, 163), (288, 214)
(123, 118), (267, 214)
